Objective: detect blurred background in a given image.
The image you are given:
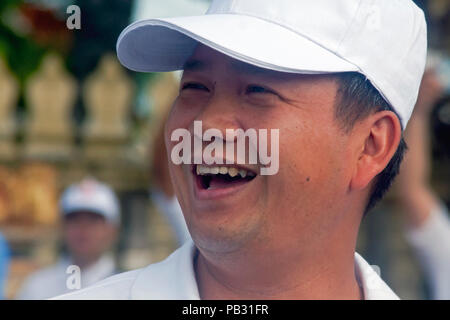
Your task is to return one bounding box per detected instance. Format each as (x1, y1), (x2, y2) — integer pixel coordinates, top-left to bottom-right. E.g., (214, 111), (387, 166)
(0, 0), (448, 299)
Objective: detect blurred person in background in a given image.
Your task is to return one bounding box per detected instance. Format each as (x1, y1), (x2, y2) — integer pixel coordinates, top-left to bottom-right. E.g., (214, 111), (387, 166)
(0, 232), (10, 299)
(17, 177), (120, 299)
(396, 66), (450, 300)
(151, 114), (191, 246)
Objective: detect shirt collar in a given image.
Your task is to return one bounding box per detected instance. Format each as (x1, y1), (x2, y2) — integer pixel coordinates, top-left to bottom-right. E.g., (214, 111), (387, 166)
(130, 240), (398, 300)
(131, 240), (200, 299)
(354, 252), (399, 300)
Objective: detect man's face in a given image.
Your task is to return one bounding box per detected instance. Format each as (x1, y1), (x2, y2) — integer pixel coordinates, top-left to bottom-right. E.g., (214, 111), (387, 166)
(165, 45), (355, 255)
(64, 211), (116, 262)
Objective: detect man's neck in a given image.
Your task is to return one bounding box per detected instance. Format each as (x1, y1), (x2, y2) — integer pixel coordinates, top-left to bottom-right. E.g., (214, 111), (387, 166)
(194, 232), (363, 300)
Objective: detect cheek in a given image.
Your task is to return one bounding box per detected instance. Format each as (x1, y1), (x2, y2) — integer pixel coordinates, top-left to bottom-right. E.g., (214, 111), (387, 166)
(277, 122), (349, 202)
(164, 102), (194, 209)
(167, 97), (200, 131)
(95, 226), (113, 245)
(261, 123), (351, 241)
(82, 225), (111, 249)
(165, 104), (188, 168)
(64, 224), (82, 238)
(64, 228), (76, 243)
(164, 100), (198, 162)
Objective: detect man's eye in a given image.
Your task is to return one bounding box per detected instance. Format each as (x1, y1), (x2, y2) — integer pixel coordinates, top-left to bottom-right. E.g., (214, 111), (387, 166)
(181, 82), (209, 92)
(246, 85), (274, 95)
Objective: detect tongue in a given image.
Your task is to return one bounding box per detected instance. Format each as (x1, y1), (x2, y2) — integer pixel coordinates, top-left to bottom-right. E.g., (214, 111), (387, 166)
(208, 175), (246, 190)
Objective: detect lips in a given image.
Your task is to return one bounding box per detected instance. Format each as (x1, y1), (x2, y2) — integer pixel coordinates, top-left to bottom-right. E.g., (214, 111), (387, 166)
(192, 164), (257, 200)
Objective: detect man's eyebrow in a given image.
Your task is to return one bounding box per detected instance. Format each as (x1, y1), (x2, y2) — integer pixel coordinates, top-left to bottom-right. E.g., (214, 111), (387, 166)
(182, 59), (208, 72)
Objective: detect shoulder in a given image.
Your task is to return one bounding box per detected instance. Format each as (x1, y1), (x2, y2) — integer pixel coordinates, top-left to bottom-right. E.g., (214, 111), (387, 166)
(17, 263), (68, 299)
(51, 241), (199, 300)
(51, 268), (143, 300)
(21, 261), (66, 285)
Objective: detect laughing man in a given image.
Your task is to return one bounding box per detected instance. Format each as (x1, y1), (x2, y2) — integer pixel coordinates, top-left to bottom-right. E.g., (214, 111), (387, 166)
(55, 0), (427, 300)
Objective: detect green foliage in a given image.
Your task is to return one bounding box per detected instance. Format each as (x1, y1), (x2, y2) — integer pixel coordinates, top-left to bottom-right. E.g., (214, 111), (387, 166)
(0, 25), (46, 86)
(0, 0), (46, 85)
(0, 0), (22, 12)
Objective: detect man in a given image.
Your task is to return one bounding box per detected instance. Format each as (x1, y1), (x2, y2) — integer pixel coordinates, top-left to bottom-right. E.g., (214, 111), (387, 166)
(56, 0), (427, 299)
(18, 177), (120, 299)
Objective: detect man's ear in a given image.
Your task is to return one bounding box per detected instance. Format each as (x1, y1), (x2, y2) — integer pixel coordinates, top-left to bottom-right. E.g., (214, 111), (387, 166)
(350, 111), (402, 191)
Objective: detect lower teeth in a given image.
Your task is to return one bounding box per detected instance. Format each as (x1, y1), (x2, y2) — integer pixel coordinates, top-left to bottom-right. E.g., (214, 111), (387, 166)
(200, 173), (251, 190)
(202, 175), (212, 189)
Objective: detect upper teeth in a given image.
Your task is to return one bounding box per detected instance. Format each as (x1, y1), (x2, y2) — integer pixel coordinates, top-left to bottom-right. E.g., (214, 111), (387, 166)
(196, 165), (255, 178)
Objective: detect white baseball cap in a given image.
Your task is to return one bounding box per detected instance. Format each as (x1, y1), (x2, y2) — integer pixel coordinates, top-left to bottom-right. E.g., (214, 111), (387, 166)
(117, 0), (427, 128)
(60, 178), (121, 225)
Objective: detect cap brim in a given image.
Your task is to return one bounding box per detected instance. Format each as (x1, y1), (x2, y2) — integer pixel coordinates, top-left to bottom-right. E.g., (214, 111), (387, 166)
(117, 14), (359, 74)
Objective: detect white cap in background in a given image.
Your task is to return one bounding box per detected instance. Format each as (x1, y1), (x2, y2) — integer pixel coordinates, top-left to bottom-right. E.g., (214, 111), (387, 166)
(60, 178), (121, 225)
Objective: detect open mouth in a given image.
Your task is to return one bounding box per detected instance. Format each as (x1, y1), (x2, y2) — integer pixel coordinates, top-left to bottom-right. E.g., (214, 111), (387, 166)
(193, 164), (257, 191)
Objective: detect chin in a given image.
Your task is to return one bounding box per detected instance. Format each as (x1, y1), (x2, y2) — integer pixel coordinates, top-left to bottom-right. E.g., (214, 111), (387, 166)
(188, 210), (264, 254)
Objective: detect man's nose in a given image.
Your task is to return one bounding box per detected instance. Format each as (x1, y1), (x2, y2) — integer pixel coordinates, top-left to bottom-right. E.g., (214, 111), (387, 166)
(190, 92), (243, 141)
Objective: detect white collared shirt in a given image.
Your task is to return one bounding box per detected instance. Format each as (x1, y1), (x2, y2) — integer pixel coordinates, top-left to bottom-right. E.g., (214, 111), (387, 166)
(53, 241), (399, 300)
(17, 255), (117, 300)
